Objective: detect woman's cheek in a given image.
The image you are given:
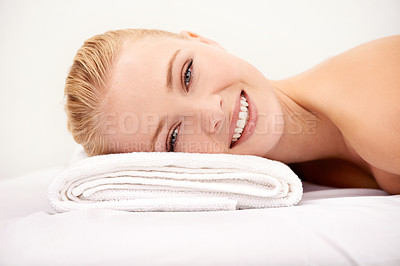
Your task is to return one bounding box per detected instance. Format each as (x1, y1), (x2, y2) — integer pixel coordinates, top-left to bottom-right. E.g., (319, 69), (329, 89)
(177, 135), (227, 153)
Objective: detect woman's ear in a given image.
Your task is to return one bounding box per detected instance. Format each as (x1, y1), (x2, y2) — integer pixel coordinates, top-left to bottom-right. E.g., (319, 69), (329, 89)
(180, 31), (224, 49)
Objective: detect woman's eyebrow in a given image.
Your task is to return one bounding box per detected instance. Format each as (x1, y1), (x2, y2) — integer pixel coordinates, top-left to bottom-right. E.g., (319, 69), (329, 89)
(151, 115), (166, 151)
(166, 49), (182, 92)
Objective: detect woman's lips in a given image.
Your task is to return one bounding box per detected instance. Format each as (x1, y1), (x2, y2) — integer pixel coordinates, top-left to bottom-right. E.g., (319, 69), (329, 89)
(228, 90), (258, 148)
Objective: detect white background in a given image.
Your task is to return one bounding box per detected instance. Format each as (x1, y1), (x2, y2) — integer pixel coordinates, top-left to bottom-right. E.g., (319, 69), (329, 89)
(0, 0), (399, 179)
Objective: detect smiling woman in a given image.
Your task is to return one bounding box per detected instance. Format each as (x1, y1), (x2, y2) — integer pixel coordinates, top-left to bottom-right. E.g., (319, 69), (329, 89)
(103, 31), (283, 155)
(65, 29), (400, 194)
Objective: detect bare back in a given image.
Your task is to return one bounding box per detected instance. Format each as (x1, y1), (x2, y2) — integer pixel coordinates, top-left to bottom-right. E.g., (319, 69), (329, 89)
(283, 35), (400, 193)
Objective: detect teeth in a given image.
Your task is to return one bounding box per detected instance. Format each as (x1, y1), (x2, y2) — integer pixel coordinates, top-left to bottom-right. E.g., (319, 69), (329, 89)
(233, 133), (241, 138)
(238, 111), (247, 120)
(236, 119), (246, 128)
(234, 127), (243, 133)
(231, 94), (249, 145)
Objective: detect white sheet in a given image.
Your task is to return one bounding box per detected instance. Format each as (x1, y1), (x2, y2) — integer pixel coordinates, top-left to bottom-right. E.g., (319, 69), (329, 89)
(1, 167), (399, 266)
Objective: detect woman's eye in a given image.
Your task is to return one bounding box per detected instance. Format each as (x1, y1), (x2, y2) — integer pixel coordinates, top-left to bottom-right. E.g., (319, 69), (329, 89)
(183, 59), (193, 91)
(168, 124), (180, 152)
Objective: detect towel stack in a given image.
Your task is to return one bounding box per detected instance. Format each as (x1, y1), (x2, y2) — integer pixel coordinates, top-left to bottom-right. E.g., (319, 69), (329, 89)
(48, 152), (302, 212)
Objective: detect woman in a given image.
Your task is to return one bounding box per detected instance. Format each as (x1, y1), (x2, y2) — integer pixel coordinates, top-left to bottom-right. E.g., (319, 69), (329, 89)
(65, 29), (400, 194)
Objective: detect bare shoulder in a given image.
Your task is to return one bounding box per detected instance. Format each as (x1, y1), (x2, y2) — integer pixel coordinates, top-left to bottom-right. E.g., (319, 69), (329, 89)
(313, 35), (400, 175)
(284, 36), (400, 193)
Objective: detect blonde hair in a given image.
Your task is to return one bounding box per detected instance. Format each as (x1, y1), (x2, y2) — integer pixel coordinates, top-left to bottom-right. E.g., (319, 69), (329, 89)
(65, 29), (182, 156)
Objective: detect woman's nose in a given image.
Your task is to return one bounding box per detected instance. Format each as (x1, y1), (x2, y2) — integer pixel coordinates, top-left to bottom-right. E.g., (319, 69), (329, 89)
(198, 95), (225, 134)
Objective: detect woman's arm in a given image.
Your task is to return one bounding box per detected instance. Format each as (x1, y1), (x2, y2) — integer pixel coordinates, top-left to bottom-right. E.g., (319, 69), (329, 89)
(290, 158), (380, 189)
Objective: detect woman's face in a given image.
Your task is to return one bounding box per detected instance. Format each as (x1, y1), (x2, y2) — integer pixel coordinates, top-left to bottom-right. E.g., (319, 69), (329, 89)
(104, 32), (284, 157)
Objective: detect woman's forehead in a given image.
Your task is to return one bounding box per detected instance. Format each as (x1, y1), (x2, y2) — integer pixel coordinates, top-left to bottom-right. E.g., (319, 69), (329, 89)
(109, 37), (188, 88)
(104, 37), (184, 121)
(121, 36), (188, 62)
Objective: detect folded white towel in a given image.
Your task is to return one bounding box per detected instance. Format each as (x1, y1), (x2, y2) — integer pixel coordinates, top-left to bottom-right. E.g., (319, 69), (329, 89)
(48, 152), (302, 212)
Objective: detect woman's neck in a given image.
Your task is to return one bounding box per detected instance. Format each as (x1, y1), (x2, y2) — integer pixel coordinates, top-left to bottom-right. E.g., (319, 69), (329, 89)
(264, 79), (349, 164)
